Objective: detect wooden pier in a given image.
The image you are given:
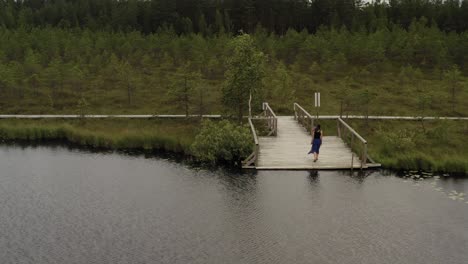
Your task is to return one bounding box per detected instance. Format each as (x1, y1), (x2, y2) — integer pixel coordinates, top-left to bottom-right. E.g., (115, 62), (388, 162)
(242, 103), (381, 170)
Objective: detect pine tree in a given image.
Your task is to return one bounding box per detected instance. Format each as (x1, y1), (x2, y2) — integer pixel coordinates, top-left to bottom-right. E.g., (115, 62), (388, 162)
(166, 64), (201, 117)
(444, 65), (463, 114)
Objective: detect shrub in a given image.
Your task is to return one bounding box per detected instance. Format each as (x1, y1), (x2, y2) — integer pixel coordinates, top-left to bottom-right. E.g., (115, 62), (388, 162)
(425, 122), (450, 143)
(377, 128), (417, 155)
(191, 120), (253, 165)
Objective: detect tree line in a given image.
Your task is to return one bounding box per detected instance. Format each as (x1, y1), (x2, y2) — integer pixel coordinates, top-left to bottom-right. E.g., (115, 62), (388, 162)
(1, 0), (468, 34)
(0, 21), (466, 115)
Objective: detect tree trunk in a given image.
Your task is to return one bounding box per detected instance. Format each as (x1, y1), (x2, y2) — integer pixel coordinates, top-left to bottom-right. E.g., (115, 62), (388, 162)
(127, 79), (132, 106)
(248, 91), (252, 118)
(198, 88), (204, 118)
(184, 76), (189, 118)
(452, 86), (455, 114)
(238, 103), (243, 124)
(365, 103), (369, 129)
(340, 100), (343, 118)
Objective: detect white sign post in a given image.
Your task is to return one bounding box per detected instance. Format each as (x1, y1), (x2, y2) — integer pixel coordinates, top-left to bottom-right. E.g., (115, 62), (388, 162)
(314, 92), (320, 118)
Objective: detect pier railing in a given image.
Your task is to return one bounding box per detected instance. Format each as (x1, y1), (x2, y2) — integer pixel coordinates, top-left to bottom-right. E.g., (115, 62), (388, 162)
(293, 103), (314, 133)
(242, 118), (259, 168)
(293, 102), (370, 169)
(337, 118), (368, 169)
(262, 102), (277, 136)
(243, 102), (278, 168)
(250, 102), (277, 136)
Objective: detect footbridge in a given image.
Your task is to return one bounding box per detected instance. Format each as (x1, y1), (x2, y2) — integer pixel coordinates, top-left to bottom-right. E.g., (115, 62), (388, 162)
(242, 103), (381, 170)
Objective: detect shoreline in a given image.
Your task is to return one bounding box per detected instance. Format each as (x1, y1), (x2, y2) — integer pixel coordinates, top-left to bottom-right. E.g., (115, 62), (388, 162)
(1, 139), (466, 177)
(0, 114), (467, 120)
(0, 118), (466, 175)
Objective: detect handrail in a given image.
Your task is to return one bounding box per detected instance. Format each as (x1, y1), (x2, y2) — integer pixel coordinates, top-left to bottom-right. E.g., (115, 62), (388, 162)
(262, 102), (277, 136)
(242, 117), (259, 168)
(248, 118), (259, 145)
(242, 103), (277, 168)
(293, 103), (369, 169)
(293, 103), (314, 119)
(264, 103), (277, 118)
(337, 118), (367, 144)
(293, 103), (315, 133)
(337, 117), (368, 168)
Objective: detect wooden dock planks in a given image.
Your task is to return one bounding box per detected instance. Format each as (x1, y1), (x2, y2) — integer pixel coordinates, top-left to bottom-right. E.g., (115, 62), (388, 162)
(256, 116), (366, 170)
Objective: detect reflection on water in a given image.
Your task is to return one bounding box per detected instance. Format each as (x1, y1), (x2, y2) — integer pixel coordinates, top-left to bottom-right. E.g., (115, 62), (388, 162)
(307, 170), (319, 185)
(0, 144), (467, 264)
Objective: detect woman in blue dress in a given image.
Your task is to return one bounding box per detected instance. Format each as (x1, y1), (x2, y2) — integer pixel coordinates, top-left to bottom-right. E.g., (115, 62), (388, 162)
(308, 124), (323, 162)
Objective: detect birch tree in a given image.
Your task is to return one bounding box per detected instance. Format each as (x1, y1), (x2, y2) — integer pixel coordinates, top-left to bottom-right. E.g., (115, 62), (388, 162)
(222, 33), (265, 123)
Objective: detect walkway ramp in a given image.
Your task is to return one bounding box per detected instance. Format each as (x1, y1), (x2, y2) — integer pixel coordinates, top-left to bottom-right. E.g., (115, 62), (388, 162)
(242, 103), (380, 170)
(256, 116), (363, 170)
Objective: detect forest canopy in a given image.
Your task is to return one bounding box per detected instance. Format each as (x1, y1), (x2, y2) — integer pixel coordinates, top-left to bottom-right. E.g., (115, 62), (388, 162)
(1, 0), (467, 34)
(0, 0), (467, 116)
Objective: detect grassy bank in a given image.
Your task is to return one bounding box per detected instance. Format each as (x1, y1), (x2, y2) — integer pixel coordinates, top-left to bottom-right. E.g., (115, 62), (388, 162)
(345, 119), (468, 174)
(0, 119), (199, 154)
(0, 118), (466, 174)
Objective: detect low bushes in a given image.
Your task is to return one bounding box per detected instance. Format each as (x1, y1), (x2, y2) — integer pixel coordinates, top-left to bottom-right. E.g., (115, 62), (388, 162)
(190, 120), (253, 165)
(0, 119), (254, 167)
(353, 120), (468, 174)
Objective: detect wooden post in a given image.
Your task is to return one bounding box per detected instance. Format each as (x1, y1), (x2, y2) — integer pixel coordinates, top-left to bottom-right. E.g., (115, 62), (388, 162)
(271, 116), (274, 133)
(351, 134), (354, 169)
(275, 118), (277, 136)
(311, 115), (314, 130)
(364, 143), (367, 164)
(255, 145), (259, 166)
(337, 119), (341, 138)
(294, 104), (297, 120)
(360, 143), (364, 170)
(343, 125), (346, 142)
(361, 143), (367, 169)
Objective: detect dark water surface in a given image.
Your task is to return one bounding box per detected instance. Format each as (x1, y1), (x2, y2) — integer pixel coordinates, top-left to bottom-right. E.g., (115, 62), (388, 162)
(0, 145), (467, 264)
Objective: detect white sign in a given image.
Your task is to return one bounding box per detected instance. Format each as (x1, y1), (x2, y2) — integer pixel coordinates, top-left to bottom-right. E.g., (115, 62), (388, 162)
(314, 92), (321, 107)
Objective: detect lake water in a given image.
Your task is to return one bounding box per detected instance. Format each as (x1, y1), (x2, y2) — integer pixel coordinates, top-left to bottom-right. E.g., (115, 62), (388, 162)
(0, 145), (467, 264)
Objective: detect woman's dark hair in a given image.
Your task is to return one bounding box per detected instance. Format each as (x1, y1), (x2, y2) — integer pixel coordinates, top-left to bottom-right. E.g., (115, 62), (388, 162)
(315, 124), (321, 131)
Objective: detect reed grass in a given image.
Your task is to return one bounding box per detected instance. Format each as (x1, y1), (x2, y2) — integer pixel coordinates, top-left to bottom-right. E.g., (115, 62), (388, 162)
(0, 118), (466, 173)
(346, 119), (468, 174)
(0, 119), (199, 154)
